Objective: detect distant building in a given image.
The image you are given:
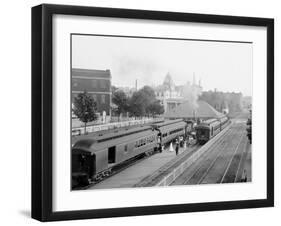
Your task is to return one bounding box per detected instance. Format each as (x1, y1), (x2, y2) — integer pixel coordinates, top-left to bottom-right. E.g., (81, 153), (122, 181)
(200, 90), (243, 113)
(224, 92), (243, 113)
(154, 73), (184, 112)
(72, 68), (112, 116)
(154, 73), (203, 113)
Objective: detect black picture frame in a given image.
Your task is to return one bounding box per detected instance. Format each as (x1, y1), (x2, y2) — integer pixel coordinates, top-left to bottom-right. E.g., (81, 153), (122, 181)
(32, 4), (274, 222)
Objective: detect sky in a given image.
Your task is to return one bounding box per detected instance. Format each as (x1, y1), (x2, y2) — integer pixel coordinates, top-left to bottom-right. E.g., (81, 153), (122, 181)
(72, 34), (253, 96)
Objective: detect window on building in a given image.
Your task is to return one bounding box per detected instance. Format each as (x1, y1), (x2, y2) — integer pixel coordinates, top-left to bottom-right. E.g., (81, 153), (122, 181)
(92, 94), (97, 102)
(91, 80), (97, 88)
(72, 79), (78, 87)
(100, 80), (106, 89)
(101, 94), (106, 103)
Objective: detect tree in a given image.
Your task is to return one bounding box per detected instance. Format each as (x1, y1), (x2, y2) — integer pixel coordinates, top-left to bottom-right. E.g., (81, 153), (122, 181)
(199, 90), (243, 114)
(112, 90), (129, 119)
(111, 85), (118, 94)
(73, 91), (98, 134)
(139, 86), (156, 101)
(128, 91), (146, 117)
(128, 86), (159, 117)
(147, 100), (164, 117)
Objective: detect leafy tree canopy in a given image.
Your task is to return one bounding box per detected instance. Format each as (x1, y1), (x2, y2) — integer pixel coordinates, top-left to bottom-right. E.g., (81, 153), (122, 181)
(147, 100), (164, 116)
(112, 89), (129, 115)
(128, 86), (161, 117)
(73, 91), (98, 124)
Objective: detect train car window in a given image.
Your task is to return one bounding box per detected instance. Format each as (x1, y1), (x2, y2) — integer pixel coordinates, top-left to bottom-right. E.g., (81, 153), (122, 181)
(169, 128), (183, 135)
(124, 144), (128, 153)
(134, 135), (156, 149)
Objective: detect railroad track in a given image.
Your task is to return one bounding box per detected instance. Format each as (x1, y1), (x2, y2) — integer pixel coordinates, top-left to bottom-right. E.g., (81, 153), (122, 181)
(220, 134), (247, 183)
(179, 127), (236, 185)
(234, 141), (251, 182)
(177, 123), (248, 185)
(136, 122), (235, 187)
(199, 132), (245, 184)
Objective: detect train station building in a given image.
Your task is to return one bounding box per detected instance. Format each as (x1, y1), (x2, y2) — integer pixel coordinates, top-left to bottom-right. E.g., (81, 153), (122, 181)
(154, 73), (203, 113)
(164, 100), (225, 121)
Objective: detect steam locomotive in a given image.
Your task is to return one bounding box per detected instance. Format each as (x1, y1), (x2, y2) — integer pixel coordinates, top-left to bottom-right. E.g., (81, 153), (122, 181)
(72, 119), (193, 187)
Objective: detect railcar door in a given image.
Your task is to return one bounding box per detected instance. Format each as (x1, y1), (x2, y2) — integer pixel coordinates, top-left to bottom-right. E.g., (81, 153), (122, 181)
(108, 146), (116, 164)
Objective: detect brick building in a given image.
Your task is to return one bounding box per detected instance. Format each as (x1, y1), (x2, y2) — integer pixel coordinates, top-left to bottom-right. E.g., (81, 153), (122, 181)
(72, 68), (112, 116)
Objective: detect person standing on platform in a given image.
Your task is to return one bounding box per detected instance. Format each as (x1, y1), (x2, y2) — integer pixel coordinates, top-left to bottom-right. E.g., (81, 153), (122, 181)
(186, 135), (190, 147)
(175, 139), (179, 155)
(179, 136), (183, 147)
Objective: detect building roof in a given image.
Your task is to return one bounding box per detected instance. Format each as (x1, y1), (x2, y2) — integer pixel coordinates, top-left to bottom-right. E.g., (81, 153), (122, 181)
(164, 100), (225, 119)
(163, 72), (175, 89)
(72, 68), (111, 78)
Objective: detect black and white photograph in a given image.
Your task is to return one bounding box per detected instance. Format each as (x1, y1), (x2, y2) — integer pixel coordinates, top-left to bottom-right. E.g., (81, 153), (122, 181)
(71, 34), (253, 190)
(29, 3), (274, 222)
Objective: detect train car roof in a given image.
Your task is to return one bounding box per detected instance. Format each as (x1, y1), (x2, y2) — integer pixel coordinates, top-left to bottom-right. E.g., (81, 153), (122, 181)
(220, 116), (228, 121)
(73, 129), (158, 154)
(72, 125), (152, 149)
(195, 118), (220, 129)
(151, 119), (184, 128)
(157, 121), (187, 133)
(73, 125), (151, 144)
(94, 125), (151, 142)
(194, 124), (210, 130)
(203, 118), (219, 124)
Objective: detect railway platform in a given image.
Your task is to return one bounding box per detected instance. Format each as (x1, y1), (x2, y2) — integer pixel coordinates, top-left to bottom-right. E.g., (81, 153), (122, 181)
(89, 142), (197, 189)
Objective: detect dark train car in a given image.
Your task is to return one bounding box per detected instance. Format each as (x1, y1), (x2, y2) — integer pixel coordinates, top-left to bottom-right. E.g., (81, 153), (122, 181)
(195, 118), (221, 144)
(72, 127), (158, 186)
(220, 116), (230, 130)
(195, 116), (230, 145)
(184, 119), (196, 135)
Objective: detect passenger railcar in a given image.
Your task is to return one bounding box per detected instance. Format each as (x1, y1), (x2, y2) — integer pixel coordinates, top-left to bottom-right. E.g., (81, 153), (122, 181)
(72, 127), (159, 187)
(151, 119), (188, 145)
(220, 116), (230, 130)
(195, 116), (230, 145)
(72, 119), (194, 187)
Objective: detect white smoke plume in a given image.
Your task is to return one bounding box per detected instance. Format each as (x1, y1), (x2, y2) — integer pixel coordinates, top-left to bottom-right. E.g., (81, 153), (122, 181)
(111, 55), (167, 88)
(182, 81), (202, 109)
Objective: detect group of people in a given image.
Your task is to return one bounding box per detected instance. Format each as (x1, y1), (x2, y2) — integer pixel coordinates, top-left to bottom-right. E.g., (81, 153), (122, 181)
(158, 134), (194, 155)
(175, 136), (186, 155)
